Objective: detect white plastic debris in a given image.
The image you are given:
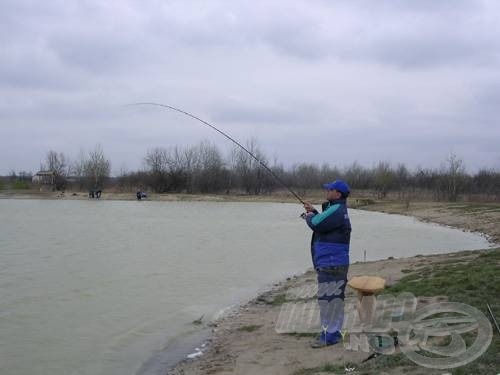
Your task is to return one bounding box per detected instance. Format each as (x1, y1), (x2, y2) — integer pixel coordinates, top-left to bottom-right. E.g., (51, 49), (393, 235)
(186, 348), (203, 359)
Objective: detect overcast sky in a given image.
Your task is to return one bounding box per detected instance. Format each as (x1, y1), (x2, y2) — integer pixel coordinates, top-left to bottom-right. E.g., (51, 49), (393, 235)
(1, 0), (499, 175)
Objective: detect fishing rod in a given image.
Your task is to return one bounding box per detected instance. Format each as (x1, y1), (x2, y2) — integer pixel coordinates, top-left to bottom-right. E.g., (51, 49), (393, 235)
(126, 102), (306, 205)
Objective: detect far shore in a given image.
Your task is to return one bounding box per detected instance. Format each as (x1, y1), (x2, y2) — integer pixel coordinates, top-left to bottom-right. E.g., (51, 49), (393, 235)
(0, 189), (324, 203)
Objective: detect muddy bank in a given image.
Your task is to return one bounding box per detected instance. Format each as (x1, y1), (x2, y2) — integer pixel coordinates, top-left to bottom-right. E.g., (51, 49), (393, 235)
(166, 249), (498, 375)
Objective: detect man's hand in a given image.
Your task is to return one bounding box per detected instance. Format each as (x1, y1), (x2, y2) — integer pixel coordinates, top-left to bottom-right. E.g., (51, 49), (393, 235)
(300, 202), (316, 219)
(303, 202), (315, 212)
(300, 211), (315, 219)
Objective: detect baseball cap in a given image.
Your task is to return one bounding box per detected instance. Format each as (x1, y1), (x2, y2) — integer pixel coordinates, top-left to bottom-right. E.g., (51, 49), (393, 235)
(322, 180), (350, 194)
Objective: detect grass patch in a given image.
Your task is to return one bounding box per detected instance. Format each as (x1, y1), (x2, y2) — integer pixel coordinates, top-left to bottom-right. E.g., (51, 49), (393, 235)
(383, 248), (500, 374)
(266, 293), (289, 306)
(445, 203), (500, 213)
(12, 180), (31, 189)
(350, 198), (376, 208)
(386, 248), (500, 310)
(237, 324), (261, 332)
(262, 293), (316, 306)
(357, 352), (414, 374)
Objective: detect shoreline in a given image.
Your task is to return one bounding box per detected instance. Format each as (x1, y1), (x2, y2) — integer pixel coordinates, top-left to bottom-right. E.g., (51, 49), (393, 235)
(143, 267), (315, 374)
(0, 190), (317, 203)
(166, 248), (498, 375)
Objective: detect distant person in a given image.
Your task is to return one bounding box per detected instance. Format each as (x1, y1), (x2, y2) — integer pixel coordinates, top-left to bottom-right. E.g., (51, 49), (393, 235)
(88, 189), (101, 199)
(136, 191), (142, 200)
(303, 180), (351, 348)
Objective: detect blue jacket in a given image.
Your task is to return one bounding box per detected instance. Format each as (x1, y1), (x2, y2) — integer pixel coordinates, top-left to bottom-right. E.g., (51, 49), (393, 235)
(305, 199), (351, 268)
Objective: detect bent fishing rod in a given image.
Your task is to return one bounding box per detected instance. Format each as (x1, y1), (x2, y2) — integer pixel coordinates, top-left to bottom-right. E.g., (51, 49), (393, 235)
(126, 102), (306, 205)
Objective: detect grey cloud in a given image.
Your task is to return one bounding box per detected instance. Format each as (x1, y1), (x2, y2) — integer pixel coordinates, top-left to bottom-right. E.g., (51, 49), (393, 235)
(0, 47), (81, 90)
(255, 2), (500, 69)
(0, 0), (499, 174)
(49, 34), (139, 74)
(362, 31), (500, 70)
(468, 83), (500, 116)
(367, 0), (481, 13)
(211, 100), (322, 126)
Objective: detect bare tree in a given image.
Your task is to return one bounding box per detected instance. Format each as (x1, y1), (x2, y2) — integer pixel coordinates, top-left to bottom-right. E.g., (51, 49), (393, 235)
(344, 162), (371, 190)
(43, 150), (68, 190)
(444, 152), (465, 202)
(232, 138), (269, 195)
(182, 145), (201, 193)
(395, 163), (411, 200)
(473, 168), (500, 201)
(144, 147), (171, 193)
(191, 141), (227, 193)
(165, 146), (188, 192)
(290, 163), (322, 195)
(373, 161), (395, 199)
(70, 149), (87, 190)
(84, 145), (111, 189)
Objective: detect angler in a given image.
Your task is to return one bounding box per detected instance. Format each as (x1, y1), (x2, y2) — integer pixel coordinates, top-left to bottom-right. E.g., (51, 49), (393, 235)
(303, 180), (352, 348)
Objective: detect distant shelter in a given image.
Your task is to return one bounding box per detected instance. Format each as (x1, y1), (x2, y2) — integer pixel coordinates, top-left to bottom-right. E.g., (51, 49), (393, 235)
(32, 171), (56, 188)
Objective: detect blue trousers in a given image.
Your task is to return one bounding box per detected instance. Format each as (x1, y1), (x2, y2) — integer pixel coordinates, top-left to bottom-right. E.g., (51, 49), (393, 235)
(316, 265), (348, 343)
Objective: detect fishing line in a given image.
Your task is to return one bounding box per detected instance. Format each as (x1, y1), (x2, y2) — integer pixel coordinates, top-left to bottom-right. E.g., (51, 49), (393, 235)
(126, 102), (305, 204)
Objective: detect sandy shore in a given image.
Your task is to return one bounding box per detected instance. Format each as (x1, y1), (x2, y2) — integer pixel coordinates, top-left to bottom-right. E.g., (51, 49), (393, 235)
(165, 201), (499, 375)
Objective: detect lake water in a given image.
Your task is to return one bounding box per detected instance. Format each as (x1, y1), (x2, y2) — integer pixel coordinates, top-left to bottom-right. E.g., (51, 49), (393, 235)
(0, 199), (491, 375)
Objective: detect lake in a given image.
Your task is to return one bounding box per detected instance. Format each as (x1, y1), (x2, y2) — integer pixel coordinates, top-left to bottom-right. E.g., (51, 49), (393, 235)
(0, 199), (491, 375)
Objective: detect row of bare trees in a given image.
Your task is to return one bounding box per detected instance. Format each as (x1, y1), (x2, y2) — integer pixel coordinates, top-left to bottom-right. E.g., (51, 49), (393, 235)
(285, 157), (500, 202)
(118, 141), (500, 202)
(4, 140), (499, 202)
(119, 140), (276, 194)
